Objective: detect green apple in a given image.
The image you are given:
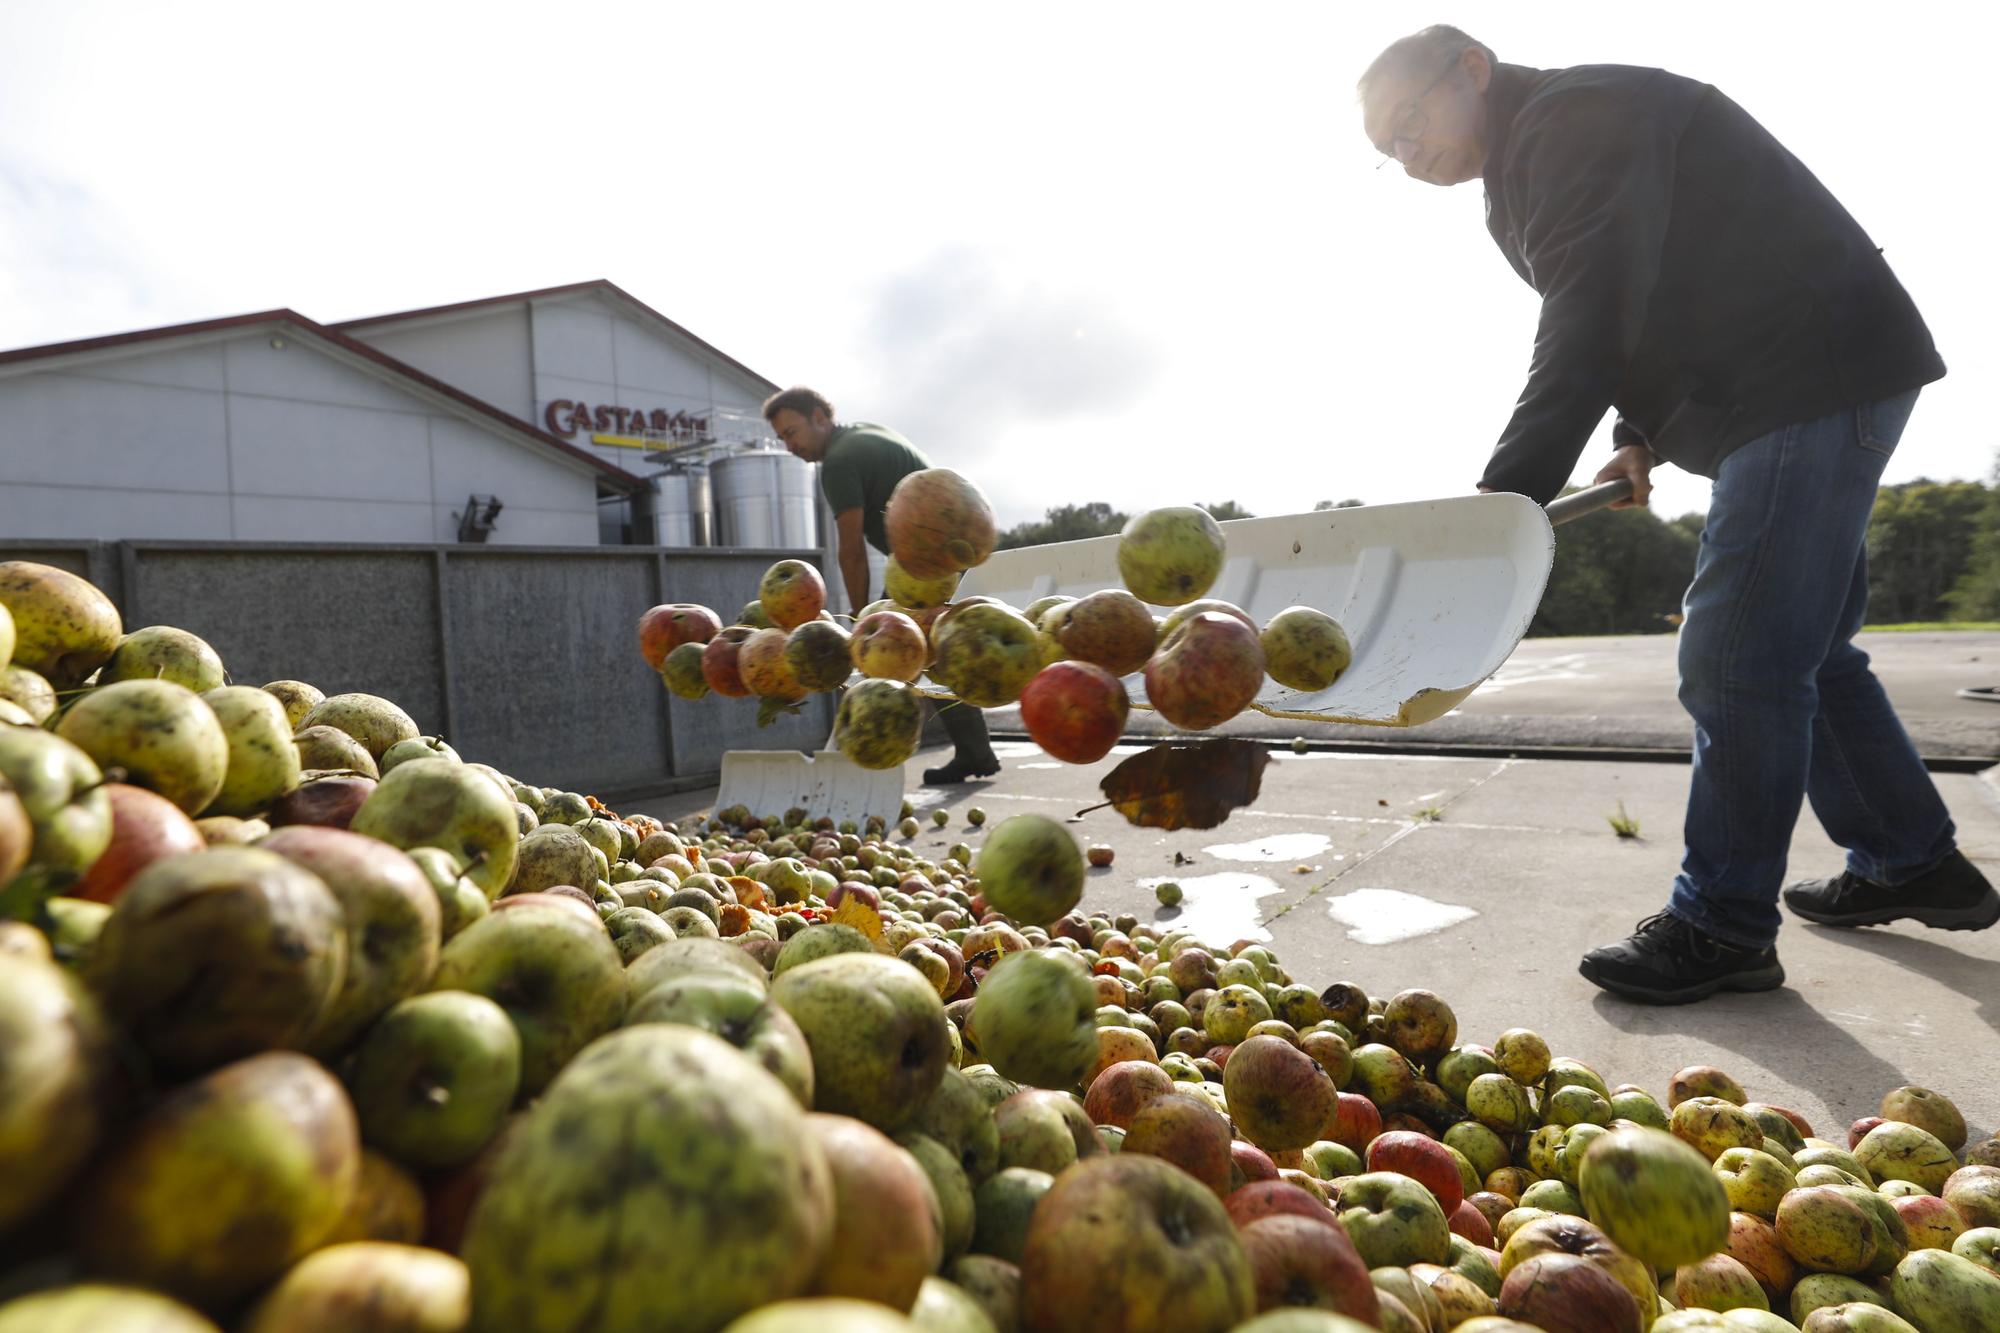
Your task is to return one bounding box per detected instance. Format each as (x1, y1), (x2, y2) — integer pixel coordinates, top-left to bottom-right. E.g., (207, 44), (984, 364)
(56, 680), (228, 816)
(200, 685), (303, 818)
(625, 969), (813, 1107)
(427, 901), (625, 1096)
(1337, 1171), (1452, 1267)
(299, 692), (419, 761)
(971, 949), (1099, 1091)
(379, 735), (460, 773)
(351, 758), (518, 897)
(0, 727), (112, 911)
(261, 679), (325, 730)
(98, 625), (225, 693)
(346, 989), (521, 1169)
(0, 560), (122, 688)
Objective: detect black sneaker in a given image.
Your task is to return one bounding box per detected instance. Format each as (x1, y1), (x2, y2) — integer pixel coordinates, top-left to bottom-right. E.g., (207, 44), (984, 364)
(1578, 912), (1786, 1005)
(1783, 850), (1999, 931)
(921, 756), (1000, 785)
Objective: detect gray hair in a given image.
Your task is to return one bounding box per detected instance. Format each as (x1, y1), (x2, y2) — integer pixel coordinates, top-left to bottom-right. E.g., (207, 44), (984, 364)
(1357, 25), (1496, 98)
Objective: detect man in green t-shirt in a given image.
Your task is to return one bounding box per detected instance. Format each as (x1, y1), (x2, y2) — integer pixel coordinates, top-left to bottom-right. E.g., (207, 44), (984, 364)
(764, 386), (998, 784)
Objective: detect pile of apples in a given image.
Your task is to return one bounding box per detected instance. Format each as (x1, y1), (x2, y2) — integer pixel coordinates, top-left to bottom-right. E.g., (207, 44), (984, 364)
(638, 468), (1356, 771)
(7, 556), (2000, 1333)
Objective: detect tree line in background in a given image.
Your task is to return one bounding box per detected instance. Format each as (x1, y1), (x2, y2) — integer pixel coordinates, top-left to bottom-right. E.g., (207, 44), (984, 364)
(993, 470), (2000, 637)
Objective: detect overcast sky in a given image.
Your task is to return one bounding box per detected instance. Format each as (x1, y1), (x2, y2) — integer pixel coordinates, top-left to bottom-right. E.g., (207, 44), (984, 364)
(3, 2), (1992, 527)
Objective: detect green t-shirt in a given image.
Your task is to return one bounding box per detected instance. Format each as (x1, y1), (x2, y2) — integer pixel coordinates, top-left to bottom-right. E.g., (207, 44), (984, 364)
(819, 422), (932, 554)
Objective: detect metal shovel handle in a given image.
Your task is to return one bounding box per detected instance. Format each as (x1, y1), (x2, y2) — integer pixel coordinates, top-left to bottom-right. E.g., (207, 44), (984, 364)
(1544, 477), (1635, 527)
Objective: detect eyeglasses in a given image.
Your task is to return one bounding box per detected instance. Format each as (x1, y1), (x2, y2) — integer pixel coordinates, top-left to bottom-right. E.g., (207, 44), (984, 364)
(1374, 55), (1462, 170)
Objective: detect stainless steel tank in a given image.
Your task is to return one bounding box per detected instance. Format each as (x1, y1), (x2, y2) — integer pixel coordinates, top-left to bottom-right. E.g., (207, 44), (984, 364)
(648, 470), (711, 547)
(711, 449), (819, 550)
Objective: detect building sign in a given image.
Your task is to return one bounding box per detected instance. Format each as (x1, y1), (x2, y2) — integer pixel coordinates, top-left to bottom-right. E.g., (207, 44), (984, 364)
(543, 400), (709, 441)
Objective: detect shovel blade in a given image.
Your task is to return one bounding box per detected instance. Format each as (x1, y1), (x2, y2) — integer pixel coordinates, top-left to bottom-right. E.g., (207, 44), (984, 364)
(956, 494), (1555, 727)
(714, 749), (907, 829)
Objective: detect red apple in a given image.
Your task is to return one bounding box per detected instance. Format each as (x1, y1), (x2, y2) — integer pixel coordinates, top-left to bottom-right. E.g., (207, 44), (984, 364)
(71, 783), (205, 903)
(1226, 1180), (1337, 1232)
(737, 628), (805, 701)
(1498, 1216), (1657, 1323)
(1366, 1129), (1466, 1214)
(884, 469), (997, 580)
(804, 1112), (941, 1307)
(825, 881), (881, 912)
(267, 775), (377, 831)
(700, 626), (756, 697)
(1724, 1211), (1796, 1304)
(1160, 598), (1259, 639)
(636, 603), (721, 670)
(1230, 1141), (1281, 1191)
(1019, 661), (1131, 764)
(1144, 612), (1266, 731)
(1053, 589), (1157, 678)
(758, 560), (826, 631)
(1083, 1060), (1173, 1129)
(1239, 1213), (1381, 1322)
(1497, 1253), (1642, 1333)
(1122, 1092), (1234, 1198)
(1890, 1192), (1967, 1251)
(851, 610), (928, 682)
(1467, 1191), (1516, 1233)
(1021, 1153), (1253, 1333)
(1326, 1092), (1382, 1154)
(1450, 1198), (1496, 1248)
(1225, 1035), (1338, 1153)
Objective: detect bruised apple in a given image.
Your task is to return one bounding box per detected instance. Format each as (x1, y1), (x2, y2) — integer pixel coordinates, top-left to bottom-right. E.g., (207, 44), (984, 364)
(852, 610), (929, 682)
(1019, 661), (1130, 764)
(637, 603), (721, 670)
(1145, 612), (1265, 730)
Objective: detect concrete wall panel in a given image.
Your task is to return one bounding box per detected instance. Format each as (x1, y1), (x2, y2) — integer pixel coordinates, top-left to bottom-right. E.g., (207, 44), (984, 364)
(0, 539), (832, 795)
(656, 552), (836, 775)
(124, 546), (448, 734)
(441, 549), (668, 791)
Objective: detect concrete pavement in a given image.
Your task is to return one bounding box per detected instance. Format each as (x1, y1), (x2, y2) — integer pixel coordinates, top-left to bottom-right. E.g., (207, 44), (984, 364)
(628, 738), (2000, 1144)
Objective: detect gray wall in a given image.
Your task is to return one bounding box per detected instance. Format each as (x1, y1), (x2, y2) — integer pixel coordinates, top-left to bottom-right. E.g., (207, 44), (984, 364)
(0, 330), (603, 546)
(0, 540), (834, 800)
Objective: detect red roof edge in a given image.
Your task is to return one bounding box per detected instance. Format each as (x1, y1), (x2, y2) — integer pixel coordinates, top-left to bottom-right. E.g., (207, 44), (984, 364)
(0, 309), (300, 367)
(0, 309), (647, 494)
(331, 279), (783, 394)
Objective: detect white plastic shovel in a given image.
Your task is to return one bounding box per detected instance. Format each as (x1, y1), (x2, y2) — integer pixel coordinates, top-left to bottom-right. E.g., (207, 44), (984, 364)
(713, 480), (1630, 824)
(954, 479), (1632, 727)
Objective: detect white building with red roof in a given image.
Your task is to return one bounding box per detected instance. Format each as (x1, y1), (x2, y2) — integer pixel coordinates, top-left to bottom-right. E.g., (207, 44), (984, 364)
(0, 282), (802, 549)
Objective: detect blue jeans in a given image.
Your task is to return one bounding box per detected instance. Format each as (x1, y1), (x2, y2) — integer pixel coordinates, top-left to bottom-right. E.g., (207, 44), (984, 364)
(1666, 390), (1957, 949)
